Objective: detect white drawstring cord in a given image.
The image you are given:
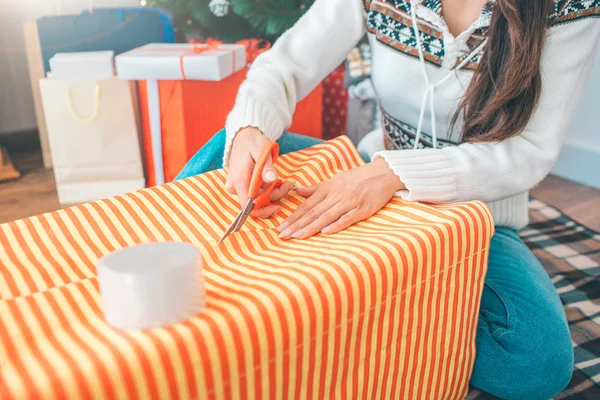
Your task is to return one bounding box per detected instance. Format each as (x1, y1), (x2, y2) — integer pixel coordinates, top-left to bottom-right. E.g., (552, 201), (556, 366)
(410, 1), (430, 149)
(429, 85), (437, 148)
(409, 1), (488, 149)
(415, 83), (429, 148)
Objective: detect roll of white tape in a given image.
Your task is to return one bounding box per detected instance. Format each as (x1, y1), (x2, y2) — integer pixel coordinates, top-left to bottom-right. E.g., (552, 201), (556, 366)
(97, 242), (205, 330)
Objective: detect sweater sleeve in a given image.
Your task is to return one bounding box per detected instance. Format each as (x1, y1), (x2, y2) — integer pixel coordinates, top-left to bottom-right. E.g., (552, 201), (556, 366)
(223, 0), (366, 167)
(373, 17), (600, 204)
(223, 0), (365, 166)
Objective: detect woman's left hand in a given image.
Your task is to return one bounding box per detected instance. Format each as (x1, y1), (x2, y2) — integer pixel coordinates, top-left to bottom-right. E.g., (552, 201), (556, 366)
(278, 158), (405, 239)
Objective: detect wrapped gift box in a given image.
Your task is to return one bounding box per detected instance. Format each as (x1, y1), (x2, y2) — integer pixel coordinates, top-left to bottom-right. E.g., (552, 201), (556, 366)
(117, 43), (323, 186)
(49, 51), (115, 80)
(116, 43), (247, 81)
(0, 137), (493, 399)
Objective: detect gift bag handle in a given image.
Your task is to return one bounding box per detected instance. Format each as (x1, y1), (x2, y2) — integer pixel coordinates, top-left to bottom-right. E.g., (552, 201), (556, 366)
(65, 85), (101, 123)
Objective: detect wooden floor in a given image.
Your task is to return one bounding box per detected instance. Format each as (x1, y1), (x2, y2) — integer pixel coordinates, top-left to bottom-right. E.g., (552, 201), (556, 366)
(1, 148), (600, 231)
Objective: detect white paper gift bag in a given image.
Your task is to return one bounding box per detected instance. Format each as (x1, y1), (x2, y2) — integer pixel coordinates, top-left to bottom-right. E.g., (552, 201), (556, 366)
(39, 77), (145, 204)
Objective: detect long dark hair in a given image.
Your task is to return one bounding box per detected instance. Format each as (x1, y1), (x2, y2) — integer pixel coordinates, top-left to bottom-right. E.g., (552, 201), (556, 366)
(453, 0), (554, 143)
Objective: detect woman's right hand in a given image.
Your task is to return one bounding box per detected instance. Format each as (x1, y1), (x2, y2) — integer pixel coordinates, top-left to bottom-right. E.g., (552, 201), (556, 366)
(225, 127), (294, 218)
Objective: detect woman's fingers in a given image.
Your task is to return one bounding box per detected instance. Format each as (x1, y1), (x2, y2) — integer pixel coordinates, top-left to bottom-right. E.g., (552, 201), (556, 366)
(321, 208), (363, 234)
(251, 204), (282, 219)
(226, 153), (254, 205)
(278, 195), (339, 238)
(261, 154), (278, 183)
(224, 179), (236, 195)
(288, 203), (357, 239)
(234, 180), (293, 219)
(227, 127), (274, 206)
(251, 181), (293, 219)
(269, 181), (295, 202)
(278, 187), (326, 233)
(294, 184), (318, 198)
(230, 165), (253, 206)
(246, 135), (276, 183)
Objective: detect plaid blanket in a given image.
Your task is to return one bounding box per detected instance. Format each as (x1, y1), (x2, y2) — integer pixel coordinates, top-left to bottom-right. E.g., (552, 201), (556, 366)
(468, 199), (600, 399)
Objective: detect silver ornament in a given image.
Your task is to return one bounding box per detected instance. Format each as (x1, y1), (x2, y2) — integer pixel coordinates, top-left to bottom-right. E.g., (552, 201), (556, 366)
(209, 0), (230, 18)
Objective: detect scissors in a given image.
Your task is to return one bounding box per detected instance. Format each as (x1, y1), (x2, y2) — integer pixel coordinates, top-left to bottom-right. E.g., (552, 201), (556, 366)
(218, 141), (283, 244)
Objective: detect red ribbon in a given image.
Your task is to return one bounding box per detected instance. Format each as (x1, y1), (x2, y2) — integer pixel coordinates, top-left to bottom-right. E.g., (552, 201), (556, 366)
(178, 38), (273, 79)
(236, 39), (272, 64)
(179, 38), (236, 80)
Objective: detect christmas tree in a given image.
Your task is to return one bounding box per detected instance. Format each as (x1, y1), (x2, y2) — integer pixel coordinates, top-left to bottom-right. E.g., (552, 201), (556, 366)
(152, 0), (316, 43)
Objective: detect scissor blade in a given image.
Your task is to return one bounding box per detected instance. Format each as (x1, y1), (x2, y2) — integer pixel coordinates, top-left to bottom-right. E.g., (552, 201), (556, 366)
(218, 199), (255, 244)
(233, 199), (255, 232)
(218, 220), (238, 244)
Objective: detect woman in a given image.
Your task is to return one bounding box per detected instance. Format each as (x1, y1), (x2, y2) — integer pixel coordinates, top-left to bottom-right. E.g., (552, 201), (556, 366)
(178, 1), (600, 398)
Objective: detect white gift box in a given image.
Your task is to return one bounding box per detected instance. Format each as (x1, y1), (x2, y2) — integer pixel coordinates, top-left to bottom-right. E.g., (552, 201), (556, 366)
(114, 42), (247, 185)
(49, 51), (115, 80)
(115, 43), (247, 81)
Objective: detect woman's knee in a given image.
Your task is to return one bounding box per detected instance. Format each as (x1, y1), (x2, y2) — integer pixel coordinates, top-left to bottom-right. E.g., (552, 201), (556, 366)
(474, 228), (574, 398)
(175, 128), (228, 179)
(514, 329), (573, 400)
(214, 128), (227, 140)
(473, 317), (573, 400)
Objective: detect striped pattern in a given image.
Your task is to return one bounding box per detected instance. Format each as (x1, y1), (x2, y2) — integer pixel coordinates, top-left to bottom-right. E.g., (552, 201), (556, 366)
(0, 137), (494, 400)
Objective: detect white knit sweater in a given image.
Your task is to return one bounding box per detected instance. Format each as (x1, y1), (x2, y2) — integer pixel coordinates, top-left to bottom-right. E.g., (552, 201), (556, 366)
(225, 0), (600, 229)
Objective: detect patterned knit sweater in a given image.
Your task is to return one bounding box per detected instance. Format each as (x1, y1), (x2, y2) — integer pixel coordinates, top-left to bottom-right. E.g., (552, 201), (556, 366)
(225, 0), (600, 229)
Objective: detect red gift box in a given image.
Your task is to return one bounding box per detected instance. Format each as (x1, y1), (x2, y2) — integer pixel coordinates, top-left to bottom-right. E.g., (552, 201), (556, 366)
(117, 41), (323, 187)
(135, 68), (322, 186)
(322, 65), (349, 140)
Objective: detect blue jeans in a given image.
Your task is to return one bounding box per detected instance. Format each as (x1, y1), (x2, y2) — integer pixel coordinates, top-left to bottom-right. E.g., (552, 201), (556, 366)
(178, 130), (574, 400)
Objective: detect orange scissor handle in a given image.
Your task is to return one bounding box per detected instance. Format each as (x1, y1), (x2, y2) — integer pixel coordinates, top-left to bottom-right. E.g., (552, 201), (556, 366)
(251, 179), (283, 214)
(248, 141), (282, 213)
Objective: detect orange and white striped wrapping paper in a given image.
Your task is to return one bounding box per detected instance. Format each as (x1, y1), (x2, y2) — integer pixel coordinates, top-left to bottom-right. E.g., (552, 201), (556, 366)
(0, 137), (494, 399)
